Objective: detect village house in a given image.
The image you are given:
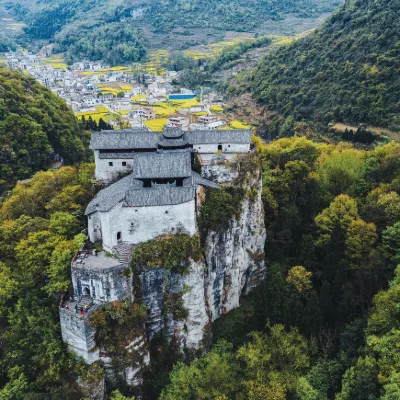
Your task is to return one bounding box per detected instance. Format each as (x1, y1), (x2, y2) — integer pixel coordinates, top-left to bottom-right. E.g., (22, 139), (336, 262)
(167, 116), (190, 129)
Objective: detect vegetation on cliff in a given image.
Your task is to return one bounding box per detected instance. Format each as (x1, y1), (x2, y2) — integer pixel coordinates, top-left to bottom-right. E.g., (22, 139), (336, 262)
(249, 0), (400, 133)
(0, 67), (90, 192)
(131, 233), (203, 274)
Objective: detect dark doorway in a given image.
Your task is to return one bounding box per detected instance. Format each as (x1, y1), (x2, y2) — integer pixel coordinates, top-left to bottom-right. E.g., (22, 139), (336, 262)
(117, 231), (122, 242)
(83, 287), (90, 296)
(218, 144), (223, 151)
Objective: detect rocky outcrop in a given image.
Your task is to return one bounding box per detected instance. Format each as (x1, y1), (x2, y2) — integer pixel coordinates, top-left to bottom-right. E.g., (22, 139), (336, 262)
(139, 170), (266, 348)
(204, 175), (266, 321)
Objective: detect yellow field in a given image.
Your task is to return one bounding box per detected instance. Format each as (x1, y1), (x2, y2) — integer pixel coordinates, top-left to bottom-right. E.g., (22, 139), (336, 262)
(210, 105), (224, 112)
(184, 37), (255, 60)
(184, 50), (213, 60)
(131, 94), (147, 101)
(170, 98), (199, 109)
(96, 82), (132, 95)
(144, 118), (168, 131)
(96, 105), (109, 112)
(153, 103), (177, 116)
(116, 110), (131, 115)
(140, 50), (169, 76)
(229, 120), (251, 129)
(42, 57), (68, 69)
(75, 111), (109, 123)
(333, 123), (400, 141)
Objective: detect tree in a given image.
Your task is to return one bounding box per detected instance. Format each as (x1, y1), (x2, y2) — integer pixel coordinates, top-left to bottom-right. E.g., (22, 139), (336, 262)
(382, 222), (400, 266)
(345, 219), (378, 270)
(286, 266), (312, 293)
(336, 356), (380, 400)
(109, 390), (135, 400)
(49, 212), (80, 239)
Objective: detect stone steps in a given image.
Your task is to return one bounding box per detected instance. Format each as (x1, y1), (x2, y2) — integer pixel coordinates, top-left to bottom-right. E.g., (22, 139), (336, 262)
(77, 296), (93, 309)
(112, 242), (134, 263)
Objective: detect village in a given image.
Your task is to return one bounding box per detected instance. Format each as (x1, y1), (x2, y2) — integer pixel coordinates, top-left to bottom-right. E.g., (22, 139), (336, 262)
(3, 49), (248, 131)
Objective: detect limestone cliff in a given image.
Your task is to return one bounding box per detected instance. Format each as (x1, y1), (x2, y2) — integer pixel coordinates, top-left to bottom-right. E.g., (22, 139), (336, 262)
(139, 166), (266, 349)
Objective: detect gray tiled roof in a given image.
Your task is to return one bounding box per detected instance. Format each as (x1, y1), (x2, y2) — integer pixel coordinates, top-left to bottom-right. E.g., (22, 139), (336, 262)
(132, 152), (192, 179)
(158, 139), (188, 147)
(90, 128), (252, 150)
(125, 186), (195, 207)
(90, 130), (158, 150)
(85, 175), (140, 215)
(85, 171), (217, 214)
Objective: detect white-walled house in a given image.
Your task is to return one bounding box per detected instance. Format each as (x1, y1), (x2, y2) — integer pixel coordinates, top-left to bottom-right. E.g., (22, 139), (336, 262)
(85, 151), (218, 252)
(90, 127), (252, 182)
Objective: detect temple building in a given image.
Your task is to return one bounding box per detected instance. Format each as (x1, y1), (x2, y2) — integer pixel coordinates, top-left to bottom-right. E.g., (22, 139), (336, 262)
(59, 126), (252, 364)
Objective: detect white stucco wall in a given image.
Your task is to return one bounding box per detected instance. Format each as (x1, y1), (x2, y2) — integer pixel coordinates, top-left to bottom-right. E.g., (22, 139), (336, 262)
(94, 150), (133, 182)
(194, 143), (250, 154)
(89, 200), (197, 251)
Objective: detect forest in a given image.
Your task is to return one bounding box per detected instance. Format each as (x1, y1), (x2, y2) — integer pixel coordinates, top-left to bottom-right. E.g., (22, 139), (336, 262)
(248, 0), (400, 132)
(1, 137), (400, 399)
(5, 0), (342, 65)
(158, 137), (400, 399)
(0, 67), (90, 193)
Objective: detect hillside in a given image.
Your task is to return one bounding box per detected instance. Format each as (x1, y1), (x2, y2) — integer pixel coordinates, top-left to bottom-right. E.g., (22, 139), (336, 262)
(0, 67), (89, 192)
(5, 0), (343, 64)
(249, 0), (400, 132)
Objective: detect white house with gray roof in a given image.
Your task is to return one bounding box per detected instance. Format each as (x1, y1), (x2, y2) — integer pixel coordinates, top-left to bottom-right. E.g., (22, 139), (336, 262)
(90, 127), (252, 182)
(86, 151), (218, 252)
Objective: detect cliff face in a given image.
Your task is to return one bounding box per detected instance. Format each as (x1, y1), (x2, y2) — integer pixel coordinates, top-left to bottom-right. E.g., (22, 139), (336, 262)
(204, 174), (266, 321)
(139, 171), (266, 348)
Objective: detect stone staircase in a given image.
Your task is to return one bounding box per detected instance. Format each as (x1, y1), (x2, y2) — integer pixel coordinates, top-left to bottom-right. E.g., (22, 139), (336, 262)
(77, 295), (93, 309)
(112, 242), (134, 263)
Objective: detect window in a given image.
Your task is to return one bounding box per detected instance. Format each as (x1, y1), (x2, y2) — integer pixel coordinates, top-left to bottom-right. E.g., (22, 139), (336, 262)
(109, 162), (113, 167)
(165, 210), (169, 214)
(228, 145), (231, 148)
(122, 161), (127, 167)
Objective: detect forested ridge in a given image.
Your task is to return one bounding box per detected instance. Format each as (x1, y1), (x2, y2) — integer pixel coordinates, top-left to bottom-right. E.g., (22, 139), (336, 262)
(0, 67), (90, 193)
(249, 0), (400, 132)
(5, 0), (342, 65)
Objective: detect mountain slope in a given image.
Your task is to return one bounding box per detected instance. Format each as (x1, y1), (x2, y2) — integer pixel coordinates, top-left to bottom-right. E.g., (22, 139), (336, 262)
(0, 67), (89, 191)
(7, 0), (342, 64)
(250, 0), (400, 131)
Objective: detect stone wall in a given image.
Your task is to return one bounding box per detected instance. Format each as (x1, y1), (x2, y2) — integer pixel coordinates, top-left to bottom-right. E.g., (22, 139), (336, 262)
(71, 265), (132, 304)
(60, 307), (99, 364)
